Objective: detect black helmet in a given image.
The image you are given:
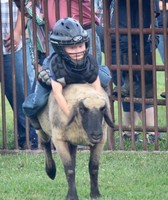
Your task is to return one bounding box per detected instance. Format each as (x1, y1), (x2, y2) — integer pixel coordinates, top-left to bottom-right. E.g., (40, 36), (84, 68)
(50, 17), (90, 71)
(50, 17), (89, 49)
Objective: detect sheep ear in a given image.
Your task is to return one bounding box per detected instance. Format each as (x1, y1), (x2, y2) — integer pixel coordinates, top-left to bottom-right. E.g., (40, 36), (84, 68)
(104, 108), (114, 128)
(66, 107), (77, 126)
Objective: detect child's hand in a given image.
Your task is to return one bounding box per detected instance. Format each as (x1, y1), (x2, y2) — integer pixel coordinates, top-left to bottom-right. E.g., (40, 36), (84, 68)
(38, 69), (51, 86)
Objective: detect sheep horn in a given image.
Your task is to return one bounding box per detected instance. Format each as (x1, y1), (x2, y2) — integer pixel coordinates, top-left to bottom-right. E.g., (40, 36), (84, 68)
(66, 106), (77, 126)
(104, 108), (114, 128)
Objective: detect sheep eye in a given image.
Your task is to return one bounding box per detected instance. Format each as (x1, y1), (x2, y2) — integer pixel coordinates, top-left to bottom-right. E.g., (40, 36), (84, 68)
(79, 105), (88, 114)
(100, 106), (106, 113)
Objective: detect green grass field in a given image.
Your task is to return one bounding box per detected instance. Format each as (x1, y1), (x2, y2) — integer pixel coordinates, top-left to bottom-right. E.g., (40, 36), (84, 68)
(0, 152), (168, 200)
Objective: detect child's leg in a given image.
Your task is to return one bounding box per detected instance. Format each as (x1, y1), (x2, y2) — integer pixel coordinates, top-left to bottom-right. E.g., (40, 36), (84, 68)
(22, 82), (51, 128)
(98, 65), (111, 87)
(98, 65), (112, 94)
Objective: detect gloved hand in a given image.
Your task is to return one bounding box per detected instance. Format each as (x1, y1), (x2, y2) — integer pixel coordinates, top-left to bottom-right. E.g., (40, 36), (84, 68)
(37, 69), (51, 86)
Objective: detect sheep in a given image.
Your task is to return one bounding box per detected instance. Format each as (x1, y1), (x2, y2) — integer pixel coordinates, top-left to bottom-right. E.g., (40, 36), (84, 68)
(37, 83), (114, 200)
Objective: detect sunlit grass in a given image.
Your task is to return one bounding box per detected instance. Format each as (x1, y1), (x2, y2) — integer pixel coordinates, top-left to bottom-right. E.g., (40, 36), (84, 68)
(0, 152), (168, 200)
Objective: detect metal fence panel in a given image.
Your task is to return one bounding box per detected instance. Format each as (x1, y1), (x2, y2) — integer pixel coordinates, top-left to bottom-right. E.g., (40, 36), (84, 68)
(0, 0), (168, 153)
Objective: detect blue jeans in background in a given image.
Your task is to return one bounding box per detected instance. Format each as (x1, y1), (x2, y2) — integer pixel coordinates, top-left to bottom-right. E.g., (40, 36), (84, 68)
(3, 40), (37, 148)
(87, 28), (102, 65)
(26, 39), (35, 89)
(157, 34), (168, 64)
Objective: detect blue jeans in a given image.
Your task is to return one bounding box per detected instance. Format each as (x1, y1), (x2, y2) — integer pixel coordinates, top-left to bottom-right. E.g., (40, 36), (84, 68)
(3, 40), (37, 146)
(22, 82), (51, 118)
(157, 10), (168, 64)
(99, 65), (111, 88)
(157, 34), (168, 64)
(87, 28), (102, 65)
(26, 39), (35, 89)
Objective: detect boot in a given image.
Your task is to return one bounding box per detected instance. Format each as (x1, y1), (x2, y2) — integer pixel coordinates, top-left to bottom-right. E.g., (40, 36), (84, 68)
(112, 53), (130, 97)
(132, 69), (150, 98)
(113, 72), (130, 97)
(133, 82), (153, 98)
(145, 83), (153, 98)
(29, 117), (41, 130)
(113, 53), (145, 98)
(120, 73), (130, 97)
(133, 79), (141, 98)
(103, 85), (111, 96)
(160, 92), (166, 98)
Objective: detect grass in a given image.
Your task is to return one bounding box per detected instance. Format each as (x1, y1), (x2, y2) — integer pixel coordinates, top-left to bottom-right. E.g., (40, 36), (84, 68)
(0, 151), (168, 200)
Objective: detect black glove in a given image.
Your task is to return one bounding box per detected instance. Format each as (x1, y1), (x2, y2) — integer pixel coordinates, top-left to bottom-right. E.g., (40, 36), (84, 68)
(37, 69), (51, 89)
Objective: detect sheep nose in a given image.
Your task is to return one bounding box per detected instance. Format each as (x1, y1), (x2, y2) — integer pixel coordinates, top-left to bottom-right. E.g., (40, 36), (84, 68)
(91, 132), (102, 142)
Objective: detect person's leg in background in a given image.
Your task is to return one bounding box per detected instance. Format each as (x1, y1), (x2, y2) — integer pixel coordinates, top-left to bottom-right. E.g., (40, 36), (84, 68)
(122, 102), (141, 142)
(159, 35), (168, 98)
(111, 0), (133, 97)
(86, 28), (102, 65)
(4, 48), (37, 149)
(157, 6), (168, 65)
(110, 2), (125, 93)
(26, 38), (35, 91)
(157, 6), (168, 98)
(108, 0), (129, 149)
(95, 25), (104, 53)
(157, 23), (168, 98)
(25, 38), (39, 148)
(122, 101), (160, 142)
(157, 34), (164, 64)
(123, 104), (162, 143)
(137, 106), (162, 143)
(128, 0), (158, 142)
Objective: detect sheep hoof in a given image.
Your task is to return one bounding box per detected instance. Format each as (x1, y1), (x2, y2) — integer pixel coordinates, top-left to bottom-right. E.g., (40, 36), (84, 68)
(90, 192), (101, 199)
(45, 159), (56, 180)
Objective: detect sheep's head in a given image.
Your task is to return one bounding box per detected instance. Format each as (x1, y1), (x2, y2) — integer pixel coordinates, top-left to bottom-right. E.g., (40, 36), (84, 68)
(67, 96), (114, 144)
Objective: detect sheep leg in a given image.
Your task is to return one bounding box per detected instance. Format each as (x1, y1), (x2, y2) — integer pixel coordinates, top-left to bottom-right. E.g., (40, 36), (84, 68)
(55, 141), (78, 200)
(89, 145), (103, 199)
(68, 143), (77, 168)
(41, 138), (56, 180)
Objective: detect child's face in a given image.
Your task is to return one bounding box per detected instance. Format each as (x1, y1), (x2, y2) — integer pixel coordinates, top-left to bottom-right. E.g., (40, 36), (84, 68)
(64, 42), (86, 61)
